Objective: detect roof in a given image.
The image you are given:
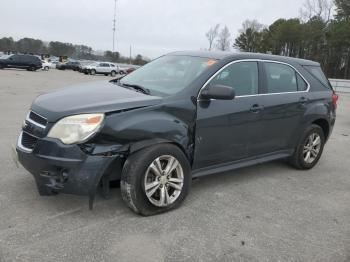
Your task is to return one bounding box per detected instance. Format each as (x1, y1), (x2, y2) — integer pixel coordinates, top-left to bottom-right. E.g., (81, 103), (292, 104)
(169, 50), (320, 66)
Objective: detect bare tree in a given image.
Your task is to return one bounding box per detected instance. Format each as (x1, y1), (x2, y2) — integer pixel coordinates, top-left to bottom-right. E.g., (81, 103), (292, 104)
(216, 26), (231, 51)
(234, 20), (265, 52)
(299, 0), (334, 22)
(240, 19), (264, 33)
(205, 24), (220, 51)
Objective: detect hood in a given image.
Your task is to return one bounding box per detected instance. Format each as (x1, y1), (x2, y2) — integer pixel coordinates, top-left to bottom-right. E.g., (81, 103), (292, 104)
(31, 80), (162, 122)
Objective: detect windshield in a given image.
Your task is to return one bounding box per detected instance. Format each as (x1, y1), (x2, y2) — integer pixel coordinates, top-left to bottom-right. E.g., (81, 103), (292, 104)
(119, 55), (217, 97)
(0, 55), (11, 59)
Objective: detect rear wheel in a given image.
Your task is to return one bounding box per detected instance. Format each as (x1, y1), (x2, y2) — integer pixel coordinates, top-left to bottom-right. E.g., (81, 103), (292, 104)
(120, 144), (191, 216)
(44, 66), (49, 71)
(29, 65), (36, 71)
(289, 124), (325, 170)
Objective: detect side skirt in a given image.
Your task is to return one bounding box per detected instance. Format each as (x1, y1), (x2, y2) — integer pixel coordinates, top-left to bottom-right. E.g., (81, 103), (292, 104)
(192, 150), (293, 178)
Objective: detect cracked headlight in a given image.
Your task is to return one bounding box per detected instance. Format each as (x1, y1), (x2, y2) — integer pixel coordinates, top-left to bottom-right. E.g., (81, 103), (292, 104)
(48, 114), (104, 144)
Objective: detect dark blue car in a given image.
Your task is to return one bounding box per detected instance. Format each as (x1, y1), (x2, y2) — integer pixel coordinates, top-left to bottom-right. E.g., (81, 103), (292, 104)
(16, 51), (338, 215)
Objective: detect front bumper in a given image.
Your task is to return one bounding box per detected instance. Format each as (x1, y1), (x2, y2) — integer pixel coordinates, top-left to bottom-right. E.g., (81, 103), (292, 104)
(16, 135), (119, 197)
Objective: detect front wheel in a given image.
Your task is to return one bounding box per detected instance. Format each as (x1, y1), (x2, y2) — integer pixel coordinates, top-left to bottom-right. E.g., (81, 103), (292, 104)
(110, 70), (116, 77)
(44, 66), (49, 71)
(289, 124), (325, 170)
(120, 144), (191, 216)
(90, 69), (96, 75)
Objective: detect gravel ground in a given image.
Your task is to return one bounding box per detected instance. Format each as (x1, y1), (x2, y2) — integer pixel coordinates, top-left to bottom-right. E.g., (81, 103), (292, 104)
(0, 69), (349, 262)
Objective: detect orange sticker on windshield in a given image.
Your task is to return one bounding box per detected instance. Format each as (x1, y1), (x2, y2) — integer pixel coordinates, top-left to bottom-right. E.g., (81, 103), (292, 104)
(207, 60), (217, 67)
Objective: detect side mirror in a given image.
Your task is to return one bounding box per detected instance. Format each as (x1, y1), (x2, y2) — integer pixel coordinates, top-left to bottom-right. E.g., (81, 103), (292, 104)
(200, 84), (235, 100)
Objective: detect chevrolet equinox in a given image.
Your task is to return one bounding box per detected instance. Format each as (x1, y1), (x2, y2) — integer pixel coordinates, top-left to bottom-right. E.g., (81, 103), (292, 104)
(16, 51), (338, 215)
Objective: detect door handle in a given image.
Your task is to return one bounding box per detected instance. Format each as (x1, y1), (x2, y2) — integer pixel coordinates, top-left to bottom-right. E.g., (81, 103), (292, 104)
(250, 104), (264, 113)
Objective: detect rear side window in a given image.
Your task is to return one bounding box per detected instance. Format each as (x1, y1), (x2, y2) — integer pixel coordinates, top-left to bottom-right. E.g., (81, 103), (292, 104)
(210, 61), (259, 96)
(264, 62), (297, 93)
(297, 74), (308, 91)
(303, 66), (331, 89)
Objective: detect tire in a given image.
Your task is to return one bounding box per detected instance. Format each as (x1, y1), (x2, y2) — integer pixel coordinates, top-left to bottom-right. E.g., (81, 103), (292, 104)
(289, 124), (325, 170)
(104, 73), (108, 76)
(29, 66), (36, 71)
(120, 144), (191, 216)
(90, 69), (96, 75)
(44, 66), (49, 71)
(110, 71), (116, 77)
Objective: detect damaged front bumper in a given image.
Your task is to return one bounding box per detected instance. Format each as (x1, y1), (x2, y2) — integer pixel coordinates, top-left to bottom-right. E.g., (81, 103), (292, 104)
(16, 133), (124, 208)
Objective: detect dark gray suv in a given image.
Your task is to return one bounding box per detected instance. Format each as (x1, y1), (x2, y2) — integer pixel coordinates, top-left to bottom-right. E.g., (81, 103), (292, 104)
(16, 51), (337, 215)
(0, 54), (42, 71)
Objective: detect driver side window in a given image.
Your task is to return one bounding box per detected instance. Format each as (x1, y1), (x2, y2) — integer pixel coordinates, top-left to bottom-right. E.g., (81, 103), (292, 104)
(210, 61), (259, 96)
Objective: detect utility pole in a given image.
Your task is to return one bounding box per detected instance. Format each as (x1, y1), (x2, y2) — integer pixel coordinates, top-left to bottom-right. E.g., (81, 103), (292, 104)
(112, 0), (117, 52)
(129, 45), (132, 65)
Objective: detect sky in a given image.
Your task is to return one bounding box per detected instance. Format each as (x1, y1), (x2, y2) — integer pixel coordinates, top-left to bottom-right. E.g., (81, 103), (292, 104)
(0, 0), (307, 59)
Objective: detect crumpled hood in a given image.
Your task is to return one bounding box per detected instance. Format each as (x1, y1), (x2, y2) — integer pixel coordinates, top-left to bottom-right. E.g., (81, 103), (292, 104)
(31, 80), (162, 122)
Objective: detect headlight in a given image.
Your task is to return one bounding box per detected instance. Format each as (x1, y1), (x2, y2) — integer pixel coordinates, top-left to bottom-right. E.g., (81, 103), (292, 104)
(48, 114), (104, 144)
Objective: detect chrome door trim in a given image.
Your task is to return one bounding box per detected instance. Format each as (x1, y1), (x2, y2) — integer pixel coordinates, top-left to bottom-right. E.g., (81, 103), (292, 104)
(197, 59), (311, 101)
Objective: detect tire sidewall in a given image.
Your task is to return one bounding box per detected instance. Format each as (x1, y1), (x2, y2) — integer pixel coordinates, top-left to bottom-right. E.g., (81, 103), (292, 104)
(296, 125), (325, 169)
(121, 144), (191, 215)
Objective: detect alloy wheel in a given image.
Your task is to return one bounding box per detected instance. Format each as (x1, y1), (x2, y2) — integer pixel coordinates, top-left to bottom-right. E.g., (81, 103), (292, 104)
(303, 133), (321, 164)
(144, 155), (184, 207)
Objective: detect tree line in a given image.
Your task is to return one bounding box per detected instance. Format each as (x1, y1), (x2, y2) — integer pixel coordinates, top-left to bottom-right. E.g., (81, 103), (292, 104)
(206, 0), (350, 79)
(0, 37), (148, 65)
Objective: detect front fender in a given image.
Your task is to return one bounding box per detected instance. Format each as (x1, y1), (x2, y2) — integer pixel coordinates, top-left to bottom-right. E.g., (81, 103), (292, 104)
(94, 104), (195, 162)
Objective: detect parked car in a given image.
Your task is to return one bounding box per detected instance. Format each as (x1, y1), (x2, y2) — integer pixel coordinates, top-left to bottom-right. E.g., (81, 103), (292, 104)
(41, 60), (53, 71)
(126, 67), (136, 74)
(80, 62), (97, 74)
(56, 61), (81, 71)
(0, 54), (42, 71)
(15, 51), (337, 216)
(49, 60), (59, 69)
(84, 62), (120, 76)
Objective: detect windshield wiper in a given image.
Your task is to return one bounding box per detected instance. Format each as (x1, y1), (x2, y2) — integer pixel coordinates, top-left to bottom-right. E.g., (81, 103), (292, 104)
(121, 82), (151, 95)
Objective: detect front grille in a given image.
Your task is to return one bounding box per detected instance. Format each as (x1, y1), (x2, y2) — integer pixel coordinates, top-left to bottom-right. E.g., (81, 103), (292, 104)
(29, 111), (47, 127)
(21, 132), (38, 150)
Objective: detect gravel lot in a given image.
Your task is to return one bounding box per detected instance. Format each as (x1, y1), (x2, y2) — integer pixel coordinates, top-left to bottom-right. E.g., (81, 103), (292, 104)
(0, 69), (349, 262)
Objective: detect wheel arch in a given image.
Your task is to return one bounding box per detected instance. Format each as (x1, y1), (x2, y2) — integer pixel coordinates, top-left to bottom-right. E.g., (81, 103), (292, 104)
(312, 118), (330, 140)
(128, 138), (192, 164)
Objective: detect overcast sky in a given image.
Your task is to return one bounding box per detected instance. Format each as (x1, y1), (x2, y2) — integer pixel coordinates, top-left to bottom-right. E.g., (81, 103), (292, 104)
(1, 0), (307, 59)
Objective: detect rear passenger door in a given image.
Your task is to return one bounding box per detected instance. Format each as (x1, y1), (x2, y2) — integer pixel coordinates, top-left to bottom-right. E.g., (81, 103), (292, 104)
(257, 61), (309, 154)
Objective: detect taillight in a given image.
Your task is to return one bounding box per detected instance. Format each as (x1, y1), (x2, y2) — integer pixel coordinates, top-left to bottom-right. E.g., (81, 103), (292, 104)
(332, 92), (339, 108)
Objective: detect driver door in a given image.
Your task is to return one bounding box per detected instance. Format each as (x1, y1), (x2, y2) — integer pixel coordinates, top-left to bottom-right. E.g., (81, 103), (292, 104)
(193, 61), (263, 170)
